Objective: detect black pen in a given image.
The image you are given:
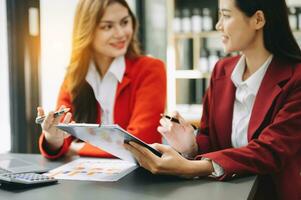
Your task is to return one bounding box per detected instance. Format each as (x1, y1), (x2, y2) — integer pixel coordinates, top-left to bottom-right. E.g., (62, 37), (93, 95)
(35, 108), (70, 124)
(160, 114), (198, 130)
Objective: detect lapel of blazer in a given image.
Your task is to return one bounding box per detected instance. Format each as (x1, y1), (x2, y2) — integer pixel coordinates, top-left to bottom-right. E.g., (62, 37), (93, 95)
(114, 65), (131, 125)
(115, 59), (131, 100)
(116, 75), (130, 99)
(213, 58), (238, 148)
(247, 58), (292, 141)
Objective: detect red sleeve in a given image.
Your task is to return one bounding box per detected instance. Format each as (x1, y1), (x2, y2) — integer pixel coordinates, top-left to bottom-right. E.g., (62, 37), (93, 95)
(126, 58), (166, 144)
(39, 80), (75, 159)
(195, 61), (220, 153)
(196, 83), (212, 153)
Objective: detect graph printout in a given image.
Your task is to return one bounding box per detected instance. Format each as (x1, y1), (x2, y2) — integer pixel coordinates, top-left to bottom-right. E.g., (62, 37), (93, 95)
(44, 158), (138, 182)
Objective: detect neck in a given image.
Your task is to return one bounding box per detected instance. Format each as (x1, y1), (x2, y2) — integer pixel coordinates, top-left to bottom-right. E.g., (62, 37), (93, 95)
(93, 54), (114, 78)
(241, 32), (271, 80)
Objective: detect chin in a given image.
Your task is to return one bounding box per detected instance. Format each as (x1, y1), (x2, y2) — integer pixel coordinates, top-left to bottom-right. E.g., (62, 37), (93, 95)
(223, 46), (239, 55)
(223, 47), (231, 54)
(117, 48), (128, 55)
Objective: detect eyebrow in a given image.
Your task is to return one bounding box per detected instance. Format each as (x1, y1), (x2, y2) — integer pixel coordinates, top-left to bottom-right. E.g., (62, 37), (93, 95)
(100, 15), (131, 24)
(219, 8), (232, 13)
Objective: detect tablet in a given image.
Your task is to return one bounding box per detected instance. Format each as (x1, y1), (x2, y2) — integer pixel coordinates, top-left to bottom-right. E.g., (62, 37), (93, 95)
(56, 123), (162, 163)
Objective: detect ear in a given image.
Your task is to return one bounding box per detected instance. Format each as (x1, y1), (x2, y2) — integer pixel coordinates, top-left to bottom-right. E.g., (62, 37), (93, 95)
(252, 10), (266, 30)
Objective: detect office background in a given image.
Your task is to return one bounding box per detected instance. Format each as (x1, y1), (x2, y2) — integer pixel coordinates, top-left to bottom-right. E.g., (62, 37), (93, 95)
(1, 0), (301, 154)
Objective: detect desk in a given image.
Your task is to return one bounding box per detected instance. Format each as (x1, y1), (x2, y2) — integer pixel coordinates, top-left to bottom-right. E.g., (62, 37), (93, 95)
(0, 153), (258, 200)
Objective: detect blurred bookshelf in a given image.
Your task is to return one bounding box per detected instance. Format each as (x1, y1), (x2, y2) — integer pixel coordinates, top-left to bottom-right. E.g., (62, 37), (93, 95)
(166, 0), (220, 126)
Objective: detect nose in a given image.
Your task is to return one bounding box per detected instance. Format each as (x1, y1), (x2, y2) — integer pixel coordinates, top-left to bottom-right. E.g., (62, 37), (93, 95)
(215, 18), (222, 31)
(114, 25), (125, 38)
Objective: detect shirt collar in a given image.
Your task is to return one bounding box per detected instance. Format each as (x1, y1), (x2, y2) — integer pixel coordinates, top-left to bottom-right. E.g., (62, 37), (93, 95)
(107, 56), (126, 83)
(86, 56), (126, 85)
(231, 55), (273, 95)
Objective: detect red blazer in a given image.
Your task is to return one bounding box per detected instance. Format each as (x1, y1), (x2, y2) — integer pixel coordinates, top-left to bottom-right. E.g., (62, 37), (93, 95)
(195, 56), (301, 200)
(39, 56), (166, 159)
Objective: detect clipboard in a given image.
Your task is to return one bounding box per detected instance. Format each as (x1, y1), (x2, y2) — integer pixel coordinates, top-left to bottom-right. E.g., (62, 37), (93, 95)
(56, 123), (162, 163)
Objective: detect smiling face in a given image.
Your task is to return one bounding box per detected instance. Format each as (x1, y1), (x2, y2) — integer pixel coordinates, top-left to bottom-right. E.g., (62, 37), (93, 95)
(92, 2), (133, 60)
(216, 0), (259, 54)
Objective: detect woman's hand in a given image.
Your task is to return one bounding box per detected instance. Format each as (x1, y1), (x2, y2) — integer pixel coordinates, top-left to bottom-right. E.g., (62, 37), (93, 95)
(125, 142), (213, 178)
(37, 105), (72, 151)
(157, 111), (198, 158)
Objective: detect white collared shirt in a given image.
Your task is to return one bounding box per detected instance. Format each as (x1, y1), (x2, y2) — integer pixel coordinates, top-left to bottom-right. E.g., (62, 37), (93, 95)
(85, 56), (125, 124)
(231, 55), (273, 147)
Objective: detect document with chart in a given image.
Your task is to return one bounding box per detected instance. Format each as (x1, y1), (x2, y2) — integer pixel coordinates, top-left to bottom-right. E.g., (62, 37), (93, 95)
(44, 158), (137, 182)
(46, 123), (161, 182)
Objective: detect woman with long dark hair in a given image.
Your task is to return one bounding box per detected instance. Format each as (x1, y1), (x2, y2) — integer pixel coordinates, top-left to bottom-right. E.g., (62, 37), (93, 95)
(37, 0), (166, 158)
(126, 0), (301, 199)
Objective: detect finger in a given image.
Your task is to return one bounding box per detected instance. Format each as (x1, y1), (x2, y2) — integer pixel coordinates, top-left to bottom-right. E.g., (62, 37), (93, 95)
(159, 118), (172, 128)
(152, 143), (171, 153)
(125, 143), (156, 171)
(171, 111), (180, 118)
(42, 111), (55, 130)
(129, 142), (159, 160)
(124, 143), (145, 165)
(170, 111), (186, 125)
(62, 112), (72, 124)
(157, 126), (169, 135)
(53, 113), (64, 124)
(53, 106), (68, 124)
(169, 111), (187, 127)
(157, 126), (171, 142)
(37, 107), (45, 117)
(178, 115), (187, 126)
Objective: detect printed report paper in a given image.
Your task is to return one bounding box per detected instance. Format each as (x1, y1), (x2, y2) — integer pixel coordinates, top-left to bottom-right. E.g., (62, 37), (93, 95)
(44, 158), (137, 182)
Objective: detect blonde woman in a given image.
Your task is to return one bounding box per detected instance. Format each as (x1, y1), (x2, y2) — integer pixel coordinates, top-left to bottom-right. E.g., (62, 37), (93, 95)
(37, 0), (166, 158)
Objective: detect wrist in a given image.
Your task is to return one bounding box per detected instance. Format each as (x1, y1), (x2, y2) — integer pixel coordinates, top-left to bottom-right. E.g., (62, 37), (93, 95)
(181, 159), (214, 178)
(44, 131), (64, 150)
(181, 139), (198, 159)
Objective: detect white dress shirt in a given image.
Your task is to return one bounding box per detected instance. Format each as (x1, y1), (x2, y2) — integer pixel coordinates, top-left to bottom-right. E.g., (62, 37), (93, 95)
(231, 55), (273, 147)
(205, 55), (273, 177)
(85, 56), (125, 124)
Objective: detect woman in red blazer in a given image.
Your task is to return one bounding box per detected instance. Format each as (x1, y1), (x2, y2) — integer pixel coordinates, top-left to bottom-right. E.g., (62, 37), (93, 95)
(37, 0), (166, 159)
(125, 0), (301, 199)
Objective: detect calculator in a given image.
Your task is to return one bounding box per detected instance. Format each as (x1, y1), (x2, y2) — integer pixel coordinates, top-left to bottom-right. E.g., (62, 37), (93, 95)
(0, 172), (57, 189)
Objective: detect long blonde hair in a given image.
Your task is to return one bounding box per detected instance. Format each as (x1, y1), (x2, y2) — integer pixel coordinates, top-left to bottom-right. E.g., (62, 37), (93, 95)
(66, 0), (141, 122)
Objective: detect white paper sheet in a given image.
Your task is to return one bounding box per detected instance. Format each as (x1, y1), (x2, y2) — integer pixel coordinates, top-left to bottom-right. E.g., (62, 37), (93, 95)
(44, 158), (138, 182)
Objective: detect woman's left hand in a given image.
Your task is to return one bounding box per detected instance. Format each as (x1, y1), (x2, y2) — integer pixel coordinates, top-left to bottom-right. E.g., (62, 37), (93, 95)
(124, 142), (213, 178)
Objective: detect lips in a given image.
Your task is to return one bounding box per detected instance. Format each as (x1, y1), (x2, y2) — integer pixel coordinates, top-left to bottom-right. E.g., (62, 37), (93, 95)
(221, 35), (229, 43)
(111, 41), (126, 49)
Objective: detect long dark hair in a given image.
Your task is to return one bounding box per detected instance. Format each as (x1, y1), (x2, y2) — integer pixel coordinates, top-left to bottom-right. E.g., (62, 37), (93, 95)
(235, 0), (301, 62)
(66, 0), (141, 123)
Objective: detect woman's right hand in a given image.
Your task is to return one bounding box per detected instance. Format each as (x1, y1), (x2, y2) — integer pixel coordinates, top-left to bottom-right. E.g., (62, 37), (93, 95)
(37, 106), (72, 151)
(157, 111), (198, 158)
